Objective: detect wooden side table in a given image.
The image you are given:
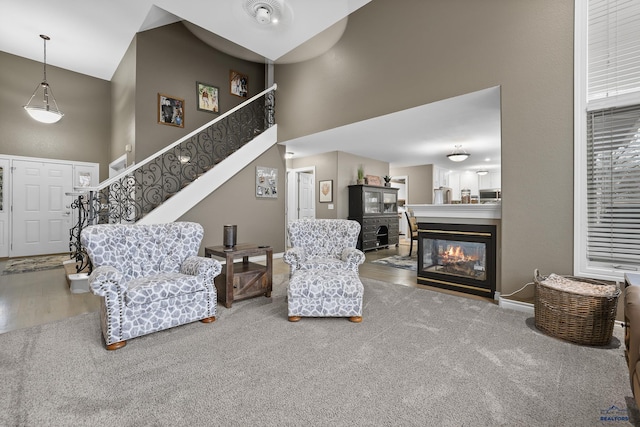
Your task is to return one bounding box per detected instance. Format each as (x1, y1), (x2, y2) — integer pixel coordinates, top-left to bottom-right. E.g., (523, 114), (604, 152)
(205, 243), (272, 308)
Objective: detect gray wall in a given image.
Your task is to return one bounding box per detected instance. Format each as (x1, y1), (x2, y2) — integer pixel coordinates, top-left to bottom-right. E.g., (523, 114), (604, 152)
(110, 38), (137, 167)
(127, 23), (282, 251)
(0, 51), (111, 180)
(390, 165), (434, 204)
(134, 23), (267, 162)
(291, 151), (390, 219)
(179, 145), (286, 253)
(291, 151), (339, 219)
(275, 0), (574, 295)
(0, 23), (283, 254)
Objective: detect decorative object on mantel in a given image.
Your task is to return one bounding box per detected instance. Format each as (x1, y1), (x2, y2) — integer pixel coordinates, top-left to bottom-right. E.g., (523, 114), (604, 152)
(447, 145), (470, 162)
(383, 175), (391, 187)
(319, 180), (333, 203)
(357, 165), (365, 185)
(23, 35), (64, 124)
(365, 175), (381, 186)
(256, 166), (277, 198)
(158, 93), (185, 127)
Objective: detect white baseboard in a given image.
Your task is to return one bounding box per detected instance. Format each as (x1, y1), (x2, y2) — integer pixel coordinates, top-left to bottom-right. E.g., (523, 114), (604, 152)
(498, 296), (534, 314)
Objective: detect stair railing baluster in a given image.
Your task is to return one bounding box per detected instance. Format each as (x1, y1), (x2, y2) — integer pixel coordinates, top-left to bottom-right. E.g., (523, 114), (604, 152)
(67, 85), (276, 273)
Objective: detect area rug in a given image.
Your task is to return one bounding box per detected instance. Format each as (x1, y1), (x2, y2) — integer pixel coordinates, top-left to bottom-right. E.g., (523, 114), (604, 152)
(0, 274), (634, 426)
(371, 254), (417, 271)
(2, 254), (69, 275)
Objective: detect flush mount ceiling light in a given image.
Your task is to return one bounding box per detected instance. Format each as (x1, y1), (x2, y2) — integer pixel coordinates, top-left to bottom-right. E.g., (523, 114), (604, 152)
(476, 170), (489, 176)
(446, 145), (470, 162)
(243, 0), (284, 25)
(24, 35), (64, 124)
(285, 152), (294, 159)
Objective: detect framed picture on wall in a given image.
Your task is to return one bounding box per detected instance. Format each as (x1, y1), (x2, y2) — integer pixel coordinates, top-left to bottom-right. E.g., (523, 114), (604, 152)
(230, 70), (248, 98)
(256, 166), (277, 198)
(319, 180), (333, 203)
(158, 93), (185, 128)
(196, 82), (219, 113)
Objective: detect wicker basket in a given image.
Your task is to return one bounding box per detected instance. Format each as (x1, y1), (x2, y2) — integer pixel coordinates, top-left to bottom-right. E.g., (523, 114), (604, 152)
(534, 270), (620, 346)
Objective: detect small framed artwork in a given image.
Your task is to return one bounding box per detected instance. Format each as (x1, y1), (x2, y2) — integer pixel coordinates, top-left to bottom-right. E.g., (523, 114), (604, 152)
(366, 175), (381, 186)
(230, 70), (248, 98)
(196, 82), (219, 113)
(256, 166), (277, 198)
(158, 93), (185, 128)
(319, 180), (333, 203)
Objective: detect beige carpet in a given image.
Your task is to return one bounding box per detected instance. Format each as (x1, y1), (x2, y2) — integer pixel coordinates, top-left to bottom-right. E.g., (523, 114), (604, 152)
(0, 274), (634, 426)
(2, 254), (69, 275)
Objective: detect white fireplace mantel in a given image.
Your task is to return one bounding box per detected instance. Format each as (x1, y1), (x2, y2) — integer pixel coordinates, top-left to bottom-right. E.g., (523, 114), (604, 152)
(405, 204), (501, 220)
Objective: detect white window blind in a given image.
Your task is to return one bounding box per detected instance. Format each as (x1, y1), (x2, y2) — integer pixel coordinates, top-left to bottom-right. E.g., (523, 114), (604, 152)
(583, 0), (640, 272)
(588, 0), (640, 101)
(586, 105), (640, 265)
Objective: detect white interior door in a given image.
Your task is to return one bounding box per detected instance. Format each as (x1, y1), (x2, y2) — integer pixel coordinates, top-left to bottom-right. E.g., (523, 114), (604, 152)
(298, 172), (315, 219)
(0, 158), (10, 257)
(12, 160), (73, 257)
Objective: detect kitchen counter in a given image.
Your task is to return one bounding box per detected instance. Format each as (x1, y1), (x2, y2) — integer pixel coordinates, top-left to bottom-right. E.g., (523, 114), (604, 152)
(405, 203), (501, 220)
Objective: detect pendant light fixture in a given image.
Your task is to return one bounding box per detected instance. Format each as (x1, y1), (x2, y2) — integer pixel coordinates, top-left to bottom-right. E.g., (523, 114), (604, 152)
(446, 145), (470, 162)
(23, 34), (64, 124)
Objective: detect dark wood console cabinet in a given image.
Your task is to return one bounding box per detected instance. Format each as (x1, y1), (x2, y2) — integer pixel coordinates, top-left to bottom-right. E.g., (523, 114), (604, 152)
(348, 184), (399, 251)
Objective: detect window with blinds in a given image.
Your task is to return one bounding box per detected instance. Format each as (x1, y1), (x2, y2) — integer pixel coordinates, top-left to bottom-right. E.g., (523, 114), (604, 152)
(584, 0), (640, 271)
(588, 0), (640, 102)
(586, 105), (640, 265)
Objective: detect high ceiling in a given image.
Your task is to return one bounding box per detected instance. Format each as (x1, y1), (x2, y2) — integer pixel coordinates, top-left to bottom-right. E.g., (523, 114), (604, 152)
(2, 0), (501, 170)
(0, 0), (370, 80)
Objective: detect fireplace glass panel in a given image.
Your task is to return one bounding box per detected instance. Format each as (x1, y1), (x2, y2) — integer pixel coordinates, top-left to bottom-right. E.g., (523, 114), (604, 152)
(422, 237), (487, 281)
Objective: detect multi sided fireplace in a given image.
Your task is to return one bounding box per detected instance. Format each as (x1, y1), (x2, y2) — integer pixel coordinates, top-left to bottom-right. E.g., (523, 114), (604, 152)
(417, 222), (496, 298)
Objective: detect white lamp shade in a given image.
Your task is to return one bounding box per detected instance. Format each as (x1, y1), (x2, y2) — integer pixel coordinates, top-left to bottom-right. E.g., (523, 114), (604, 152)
(447, 153), (470, 162)
(23, 35), (64, 124)
(24, 105), (64, 124)
(446, 145), (470, 162)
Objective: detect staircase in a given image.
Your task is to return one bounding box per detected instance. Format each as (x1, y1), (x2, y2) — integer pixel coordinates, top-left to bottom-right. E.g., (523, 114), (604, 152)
(66, 84), (277, 289)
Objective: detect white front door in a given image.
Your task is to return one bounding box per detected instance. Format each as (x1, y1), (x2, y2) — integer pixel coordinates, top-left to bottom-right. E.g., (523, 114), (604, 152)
(12, 160), (73, 256)
(298, 172), (315, 219)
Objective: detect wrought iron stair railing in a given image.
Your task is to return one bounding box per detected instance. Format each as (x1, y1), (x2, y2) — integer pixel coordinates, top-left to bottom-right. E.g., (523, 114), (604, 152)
(68, 84), (277, 274)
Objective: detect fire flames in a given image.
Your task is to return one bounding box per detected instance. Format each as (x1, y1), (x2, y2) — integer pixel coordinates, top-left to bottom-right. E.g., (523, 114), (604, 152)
(440, 245), (478, 265)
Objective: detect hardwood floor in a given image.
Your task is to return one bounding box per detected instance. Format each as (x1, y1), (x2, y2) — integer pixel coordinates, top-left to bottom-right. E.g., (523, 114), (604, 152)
(0, 241), (490, 335)
(0, 260), (100, 334)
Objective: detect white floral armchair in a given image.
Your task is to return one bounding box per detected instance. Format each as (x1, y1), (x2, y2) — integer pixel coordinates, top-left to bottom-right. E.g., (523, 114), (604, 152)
(80, 222), (221, 350)
(283, 219), (365, 276)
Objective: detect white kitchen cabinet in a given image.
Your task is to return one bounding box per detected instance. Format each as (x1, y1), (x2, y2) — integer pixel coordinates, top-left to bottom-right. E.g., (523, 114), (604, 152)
(459, 171), (479, 199)
(433, 165), (449, 189)
(479, 171), (501, 189)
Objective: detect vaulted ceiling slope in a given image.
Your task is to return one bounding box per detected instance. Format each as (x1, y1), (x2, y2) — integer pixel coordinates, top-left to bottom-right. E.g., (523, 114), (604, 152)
(0, 0), (370, 81)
